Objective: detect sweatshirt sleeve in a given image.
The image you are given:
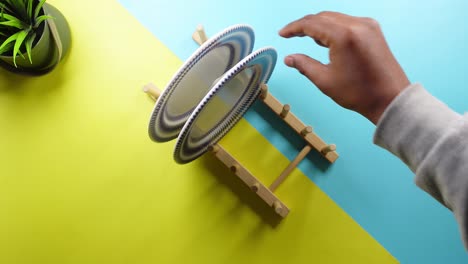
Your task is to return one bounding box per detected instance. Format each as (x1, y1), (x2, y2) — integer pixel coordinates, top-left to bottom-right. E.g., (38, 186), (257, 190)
(373, 83), (468, 248)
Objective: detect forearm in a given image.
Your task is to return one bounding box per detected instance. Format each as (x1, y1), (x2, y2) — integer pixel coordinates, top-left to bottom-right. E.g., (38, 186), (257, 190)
(374, 83), (468, 248)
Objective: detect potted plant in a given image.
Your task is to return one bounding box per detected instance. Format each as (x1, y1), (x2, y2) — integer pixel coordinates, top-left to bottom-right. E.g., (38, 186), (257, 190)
(0, 0), (70, 75)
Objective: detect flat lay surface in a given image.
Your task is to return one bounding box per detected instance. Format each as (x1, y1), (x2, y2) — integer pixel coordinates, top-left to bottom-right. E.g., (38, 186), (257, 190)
(0, 0), (467, 263)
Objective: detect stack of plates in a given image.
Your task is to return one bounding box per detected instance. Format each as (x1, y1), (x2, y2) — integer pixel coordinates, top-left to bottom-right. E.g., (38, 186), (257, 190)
(148, 24), (277, 164)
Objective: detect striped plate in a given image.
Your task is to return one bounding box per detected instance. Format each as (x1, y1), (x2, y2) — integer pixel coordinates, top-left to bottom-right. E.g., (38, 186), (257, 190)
(148, 25), (255, 142)
(174, 47), (277, 164)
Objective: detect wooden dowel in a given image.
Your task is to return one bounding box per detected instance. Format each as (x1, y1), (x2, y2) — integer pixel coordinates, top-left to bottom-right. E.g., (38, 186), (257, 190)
(142, 83), (161, 100)
(192, 24), (208, 45)
(300, 126), (313, 136)
(273, 201), (284, 215)
(208, 145), (220, 153)
(320, 144), (336, 155)
(280, 104), (290, 118)
(269, 145), (312, 192)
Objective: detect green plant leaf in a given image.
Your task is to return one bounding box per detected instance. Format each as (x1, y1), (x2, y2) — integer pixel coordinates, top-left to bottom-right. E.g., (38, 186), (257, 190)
(0, 41), (14, 55)
(12, 29), (29, 67)
(34, 0), (47, 19)
(0, 0), (51, 66)
(27, 0), (33, 22)
(1, 13), (27, 29)
(25, 32), (35, 63)
(0, 20), (24, 29)
(34, 15), (52, 28)
(0, 31), (20, 55)
(2, 13), (22, 21)
(0, 32), (18, 50)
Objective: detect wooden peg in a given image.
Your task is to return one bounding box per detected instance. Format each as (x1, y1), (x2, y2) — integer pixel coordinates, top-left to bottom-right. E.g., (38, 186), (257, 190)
(230, 164), (240, 173)
(251, 182), (260, 192)
(320, 144), (336, 155)
(300, 126), (313, 137)
(269, 145), (312, 192)
(273, 201), (283, 215)
(260, 91), (339, 163)
(280, 104), (291, 118)
(208, 145), (220, 153)
(192, 24), (208, 45)
(259, 83), (268, 99)
(142, 83), (161, 100)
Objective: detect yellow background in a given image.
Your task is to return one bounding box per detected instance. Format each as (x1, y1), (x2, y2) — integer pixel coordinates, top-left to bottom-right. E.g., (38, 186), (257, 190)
(0, 0), (396, 263)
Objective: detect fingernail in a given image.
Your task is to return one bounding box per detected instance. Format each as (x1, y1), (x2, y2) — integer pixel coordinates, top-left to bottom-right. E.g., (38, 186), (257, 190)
(284, 56), (295, 67)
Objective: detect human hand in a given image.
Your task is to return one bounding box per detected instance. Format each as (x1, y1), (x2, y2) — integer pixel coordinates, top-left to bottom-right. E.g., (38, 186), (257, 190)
(279, 12), (410, 124)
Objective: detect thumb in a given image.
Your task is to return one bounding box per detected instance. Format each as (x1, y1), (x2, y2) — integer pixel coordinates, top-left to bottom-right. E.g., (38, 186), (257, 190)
(284, 54), (329, 88)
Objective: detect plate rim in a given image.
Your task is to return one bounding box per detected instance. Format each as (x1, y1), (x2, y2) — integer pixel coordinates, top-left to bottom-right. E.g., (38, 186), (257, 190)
(148, 24), (255, 142)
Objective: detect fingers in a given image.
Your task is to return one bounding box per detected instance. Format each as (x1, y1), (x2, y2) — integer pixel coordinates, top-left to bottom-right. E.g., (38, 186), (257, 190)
(279, 12), (344, 47)
(284, 54), (329, 88)
(279, 15), (327, 41)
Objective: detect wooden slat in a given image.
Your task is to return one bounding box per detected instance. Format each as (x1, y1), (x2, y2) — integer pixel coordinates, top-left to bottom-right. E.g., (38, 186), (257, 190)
(210, 145), (290, 218)
(260, 86), (339, 163)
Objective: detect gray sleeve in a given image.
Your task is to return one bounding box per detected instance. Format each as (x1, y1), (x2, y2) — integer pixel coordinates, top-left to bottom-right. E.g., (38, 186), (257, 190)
(373, 83), (468, 248)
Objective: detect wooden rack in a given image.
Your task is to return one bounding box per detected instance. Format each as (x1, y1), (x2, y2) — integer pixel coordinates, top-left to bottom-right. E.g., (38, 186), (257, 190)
(142, 26), (338, 218)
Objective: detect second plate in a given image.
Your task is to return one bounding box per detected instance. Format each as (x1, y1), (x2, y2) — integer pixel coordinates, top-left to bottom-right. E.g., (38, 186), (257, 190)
(174, 47), (277, 164)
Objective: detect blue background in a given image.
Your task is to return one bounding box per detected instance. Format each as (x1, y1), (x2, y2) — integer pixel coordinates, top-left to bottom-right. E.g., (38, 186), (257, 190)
(118, 0), (468, 262)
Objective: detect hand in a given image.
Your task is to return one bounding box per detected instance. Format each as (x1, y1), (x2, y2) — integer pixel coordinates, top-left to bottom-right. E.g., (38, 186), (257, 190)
(279, 12), (410, 124)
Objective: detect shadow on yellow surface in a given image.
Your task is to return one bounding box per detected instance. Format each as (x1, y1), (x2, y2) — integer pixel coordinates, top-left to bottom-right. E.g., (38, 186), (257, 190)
(200, 154), (283, 227)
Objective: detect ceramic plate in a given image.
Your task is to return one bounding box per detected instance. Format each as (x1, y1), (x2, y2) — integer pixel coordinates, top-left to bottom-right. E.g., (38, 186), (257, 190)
(174, 47), (277, 164)
(148, 24), (255, 142)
